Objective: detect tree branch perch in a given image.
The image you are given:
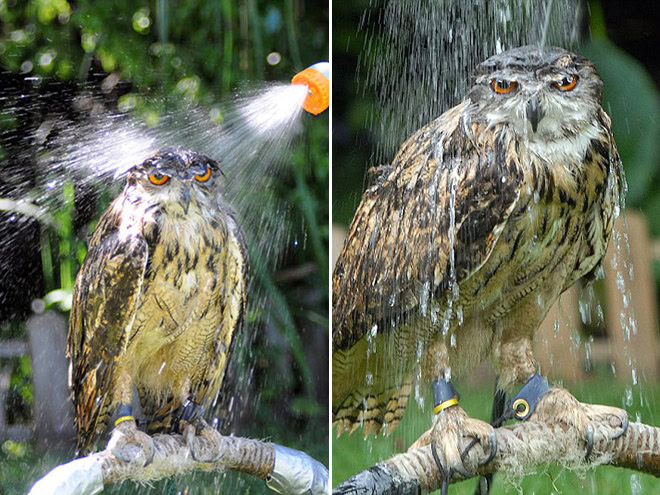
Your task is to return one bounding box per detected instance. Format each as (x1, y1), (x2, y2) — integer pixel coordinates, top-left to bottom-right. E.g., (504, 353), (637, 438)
(334, 418), (660, 494)
(28, 432), (328, 495)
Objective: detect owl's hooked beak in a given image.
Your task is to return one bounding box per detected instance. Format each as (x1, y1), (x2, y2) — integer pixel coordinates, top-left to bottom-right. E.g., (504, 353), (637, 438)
(526, 96), (545, 133)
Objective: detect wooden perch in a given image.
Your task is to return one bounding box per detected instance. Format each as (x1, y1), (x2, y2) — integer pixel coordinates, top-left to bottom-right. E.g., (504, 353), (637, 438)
(28, 432), (328, 495)
(334, 418), (660, 494)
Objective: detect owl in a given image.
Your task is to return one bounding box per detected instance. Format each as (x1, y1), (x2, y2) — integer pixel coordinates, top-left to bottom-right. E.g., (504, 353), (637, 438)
(67, 148), (248, 459)
(333, 46), (628, 491)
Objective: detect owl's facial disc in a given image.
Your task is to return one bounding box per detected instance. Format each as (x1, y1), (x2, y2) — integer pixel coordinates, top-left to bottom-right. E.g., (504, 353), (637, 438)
(469, 46), (602, 143)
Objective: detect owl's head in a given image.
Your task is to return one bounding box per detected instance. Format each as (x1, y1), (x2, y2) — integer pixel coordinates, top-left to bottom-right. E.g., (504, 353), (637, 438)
(125, 148), (224, 214)
(466, 46), (603, 142)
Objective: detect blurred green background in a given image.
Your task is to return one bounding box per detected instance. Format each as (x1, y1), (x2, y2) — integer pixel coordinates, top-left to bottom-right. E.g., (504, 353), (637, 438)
(333, 0), (660, 492)
(0, 0), (328, 493)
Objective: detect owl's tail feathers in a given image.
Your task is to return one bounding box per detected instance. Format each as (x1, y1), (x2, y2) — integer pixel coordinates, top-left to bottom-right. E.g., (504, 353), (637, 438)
(333, 383), (412, 438)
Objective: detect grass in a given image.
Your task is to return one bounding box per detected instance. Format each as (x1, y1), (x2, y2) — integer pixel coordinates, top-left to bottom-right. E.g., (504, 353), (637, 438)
(332, 373), (660, 494)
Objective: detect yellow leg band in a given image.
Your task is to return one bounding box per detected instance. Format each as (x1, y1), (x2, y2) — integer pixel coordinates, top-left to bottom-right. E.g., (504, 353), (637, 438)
(433, 397), (459, 415)
(114, 415), (135, 427)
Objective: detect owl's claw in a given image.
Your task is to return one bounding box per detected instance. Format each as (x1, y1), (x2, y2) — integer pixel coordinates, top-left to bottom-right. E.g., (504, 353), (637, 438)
(107, 418), (155, 466)
(585, 410), (628, 461)
(611, 414), (629, 440)
(171, 398), (204, 433)
(432, 439), (468, 495)
(181, 418), (225, 463)
(462, 430), (498, 466)
(532, 387), (629, 462)
(431, 430), (497, 495)
(410, 406), (495, 493)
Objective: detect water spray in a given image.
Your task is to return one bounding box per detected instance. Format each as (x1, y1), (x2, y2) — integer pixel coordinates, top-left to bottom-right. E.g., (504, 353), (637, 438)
(291, 62), (329, 115)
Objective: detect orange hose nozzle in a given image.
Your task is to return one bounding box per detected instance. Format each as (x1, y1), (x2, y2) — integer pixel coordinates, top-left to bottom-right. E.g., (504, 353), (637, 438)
(291, 62), (329, 115)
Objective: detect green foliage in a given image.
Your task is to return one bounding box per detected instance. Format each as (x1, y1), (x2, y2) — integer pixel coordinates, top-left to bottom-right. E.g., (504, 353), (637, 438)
(579, 40), (660, 215)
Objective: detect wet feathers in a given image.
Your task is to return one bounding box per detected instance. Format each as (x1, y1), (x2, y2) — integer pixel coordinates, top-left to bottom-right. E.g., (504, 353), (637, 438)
(68, 149), (248, 454)
(333, 46), (622, 436)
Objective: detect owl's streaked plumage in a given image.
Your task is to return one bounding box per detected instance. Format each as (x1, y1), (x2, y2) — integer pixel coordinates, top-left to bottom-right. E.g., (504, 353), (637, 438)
(333, 45), (623, 444)
(68, 149), (247, 455)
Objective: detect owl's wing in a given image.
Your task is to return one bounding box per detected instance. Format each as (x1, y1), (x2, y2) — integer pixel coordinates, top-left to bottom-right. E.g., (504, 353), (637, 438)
(333, 102), (524, 352)
(67, 228), (148, 452)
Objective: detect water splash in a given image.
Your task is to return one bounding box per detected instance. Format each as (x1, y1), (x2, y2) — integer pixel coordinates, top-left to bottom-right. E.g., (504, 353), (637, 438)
(3, 80), (309, 275)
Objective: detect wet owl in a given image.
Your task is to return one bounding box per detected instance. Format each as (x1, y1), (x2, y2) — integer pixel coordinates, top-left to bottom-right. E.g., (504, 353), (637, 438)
(333, 46), (627, 490)
(68, 148), (248, 457)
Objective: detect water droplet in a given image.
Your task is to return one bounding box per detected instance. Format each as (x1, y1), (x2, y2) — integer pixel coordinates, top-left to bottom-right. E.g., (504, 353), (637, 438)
(630, 473), (642, 495)
(419, 282), (430, 316)
(456, 306), (464, 326)
(443, 368), (452, 382)
(624, 387), (633, 407)
(584, 336), (593, 371)
(578, 299), (591, 325)
(616, 272), (625, 292)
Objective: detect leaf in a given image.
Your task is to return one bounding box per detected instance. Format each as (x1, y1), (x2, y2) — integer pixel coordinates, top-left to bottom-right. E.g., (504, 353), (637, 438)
(580, 40), (660, 207)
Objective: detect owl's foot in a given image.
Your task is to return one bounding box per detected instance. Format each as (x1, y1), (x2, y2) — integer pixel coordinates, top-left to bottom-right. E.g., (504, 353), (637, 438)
(409, 379), (496, 495)
(531, 386), (628, 461)
(170, 398), (204, 433)
(181, 418), (225, 463)
(107, 416), (155, 465)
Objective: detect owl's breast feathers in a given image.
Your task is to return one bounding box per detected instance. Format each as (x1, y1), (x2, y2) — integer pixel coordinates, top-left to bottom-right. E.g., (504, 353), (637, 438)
(68, 192), (248, 451)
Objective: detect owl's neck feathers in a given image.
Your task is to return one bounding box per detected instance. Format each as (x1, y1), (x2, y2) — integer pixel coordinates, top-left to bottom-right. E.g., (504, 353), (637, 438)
(108, 188), (227, 258)
(462, 100), (606, 194)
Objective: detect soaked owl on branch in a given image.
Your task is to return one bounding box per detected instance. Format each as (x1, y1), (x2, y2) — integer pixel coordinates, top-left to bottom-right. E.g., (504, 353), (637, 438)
(68, 149), (247, 458)
(333, 46), (627, 489)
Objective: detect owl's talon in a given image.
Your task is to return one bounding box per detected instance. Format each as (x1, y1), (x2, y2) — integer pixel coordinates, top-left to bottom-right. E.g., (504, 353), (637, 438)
(107, 419), (155, 466)
(182, 419), (225, 463)
(533, 388), (629, 462)
(431, 440), (467, 495)
(461, 429), (497, 467)
(482, 431), (498, 466)
(612, 415), (629, 440)
(585, 423), (594, 461)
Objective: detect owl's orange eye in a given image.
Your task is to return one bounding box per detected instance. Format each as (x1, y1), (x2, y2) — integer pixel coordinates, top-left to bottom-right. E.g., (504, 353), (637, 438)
(148, 172), (169, 185)
(194, 167), (212, 182)
(490, 78), (518, 94)
(552, 74), (578, 91)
